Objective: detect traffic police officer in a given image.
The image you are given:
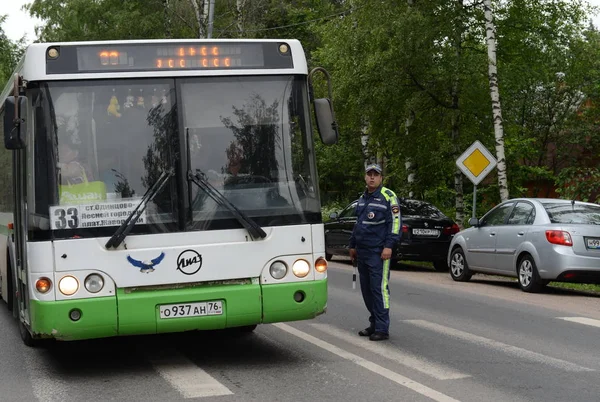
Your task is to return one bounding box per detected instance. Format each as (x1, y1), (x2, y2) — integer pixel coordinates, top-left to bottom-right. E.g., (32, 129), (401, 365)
(349, 163), (401, 341)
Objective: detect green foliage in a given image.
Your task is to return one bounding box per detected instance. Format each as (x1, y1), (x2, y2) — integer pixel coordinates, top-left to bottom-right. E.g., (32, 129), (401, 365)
(9, 1), (600, 215)
(321, 200), (347, 223)
(555, 167), (600, 203)
(0, 15), (25, 87)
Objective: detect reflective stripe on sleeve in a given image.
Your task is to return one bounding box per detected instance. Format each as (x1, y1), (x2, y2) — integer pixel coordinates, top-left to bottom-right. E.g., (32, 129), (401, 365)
(382, 188), (400, 235)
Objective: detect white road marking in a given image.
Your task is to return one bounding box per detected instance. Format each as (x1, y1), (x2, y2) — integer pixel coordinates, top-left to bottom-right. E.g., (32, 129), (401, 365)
(24, 349), (71, 402)
(557, 317), (600, 329)
(148, 349), (233, 399)
(405, 320), (594, 373)
(311, 323), (470, 380)
(274, 323), (461, 402)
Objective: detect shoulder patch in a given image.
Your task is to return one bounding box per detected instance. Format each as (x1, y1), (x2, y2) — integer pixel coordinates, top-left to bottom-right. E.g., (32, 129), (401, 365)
(392, 205), (400, 215)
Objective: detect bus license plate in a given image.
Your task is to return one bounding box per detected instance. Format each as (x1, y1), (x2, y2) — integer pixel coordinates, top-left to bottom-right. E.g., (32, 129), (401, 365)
(586, 238), (600, 249)
(159, 301), (223, 319)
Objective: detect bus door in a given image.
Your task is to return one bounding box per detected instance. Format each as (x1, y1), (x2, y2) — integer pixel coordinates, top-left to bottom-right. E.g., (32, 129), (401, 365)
(12, 145), (30, 323)
(4, 79), (31, 324)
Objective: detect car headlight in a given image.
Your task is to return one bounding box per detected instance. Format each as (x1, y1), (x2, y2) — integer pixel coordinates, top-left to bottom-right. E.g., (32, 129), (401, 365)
(58, 276), (79, 296)
(84, 274), (104, 293)
(269, 261), (288, 279)
(292, 259), (310, 278)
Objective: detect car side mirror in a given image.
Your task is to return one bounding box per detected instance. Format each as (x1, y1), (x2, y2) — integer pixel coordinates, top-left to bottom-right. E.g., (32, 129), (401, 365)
(468, 217), (480, 227)
(4, 96), (28, 150)
(329, 212), (339, 220)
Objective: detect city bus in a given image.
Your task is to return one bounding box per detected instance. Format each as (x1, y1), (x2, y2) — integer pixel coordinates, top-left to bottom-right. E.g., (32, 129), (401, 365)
(0, 39), (338, 346)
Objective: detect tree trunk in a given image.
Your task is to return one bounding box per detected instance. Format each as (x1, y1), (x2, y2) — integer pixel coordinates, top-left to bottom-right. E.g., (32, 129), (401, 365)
(190, 0), (205, 38)
(405, 110), (415, 198)
(237, 0), (245, 37)
(484, 0), (509, 201)
(452, 0), (465, 227)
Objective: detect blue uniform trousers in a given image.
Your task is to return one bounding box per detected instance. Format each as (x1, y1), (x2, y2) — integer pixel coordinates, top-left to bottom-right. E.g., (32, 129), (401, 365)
(357, 248), (391, 334)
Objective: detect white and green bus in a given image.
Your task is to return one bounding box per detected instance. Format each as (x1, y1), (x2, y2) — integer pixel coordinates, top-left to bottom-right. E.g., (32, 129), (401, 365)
(0, 39), (338, 346)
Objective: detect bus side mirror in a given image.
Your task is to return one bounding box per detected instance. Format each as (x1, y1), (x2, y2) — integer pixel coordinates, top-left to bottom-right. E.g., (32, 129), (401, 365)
(309, 67), (339, 145)
(4, 96), (28, 150)
(314, 98), (339, 145)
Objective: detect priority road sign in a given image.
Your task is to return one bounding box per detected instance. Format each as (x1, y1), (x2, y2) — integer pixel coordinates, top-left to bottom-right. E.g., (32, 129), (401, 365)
(456, 140), (497, 185)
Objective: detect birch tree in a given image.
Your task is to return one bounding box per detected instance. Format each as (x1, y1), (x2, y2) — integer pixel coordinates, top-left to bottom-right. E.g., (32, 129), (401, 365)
(484, 0), (509, 201)
(189, 0), (206, 38)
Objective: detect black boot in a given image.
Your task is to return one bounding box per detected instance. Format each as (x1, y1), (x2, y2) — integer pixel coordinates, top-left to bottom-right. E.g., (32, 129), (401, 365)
(358, 327), (375, 337)
(369, 332), (389, 341)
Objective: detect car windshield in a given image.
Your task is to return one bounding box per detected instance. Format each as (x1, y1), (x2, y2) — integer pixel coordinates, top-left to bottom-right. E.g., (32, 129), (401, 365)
(400, 200), (445, 217)
(542, 202), (600, 225)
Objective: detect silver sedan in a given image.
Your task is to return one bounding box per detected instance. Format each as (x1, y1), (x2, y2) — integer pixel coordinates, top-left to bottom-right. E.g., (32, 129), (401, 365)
(447, 198), (600, 292)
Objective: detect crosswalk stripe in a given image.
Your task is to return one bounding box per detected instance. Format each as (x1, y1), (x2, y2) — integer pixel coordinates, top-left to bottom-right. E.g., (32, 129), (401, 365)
(557, 317), (600, 328)
(404, 320), (594, 373)
(274, 323), (461, 402)
(147, 349), (233, 399)
(311, 323), (470, 380)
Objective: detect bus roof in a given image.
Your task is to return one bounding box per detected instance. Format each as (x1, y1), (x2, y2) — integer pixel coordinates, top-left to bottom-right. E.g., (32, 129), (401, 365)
(2, 39), (308, 89)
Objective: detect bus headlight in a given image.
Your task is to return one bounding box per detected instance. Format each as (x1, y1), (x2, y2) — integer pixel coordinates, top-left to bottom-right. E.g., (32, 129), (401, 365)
(292, 259), (310, 278)
(58, 276), (79, 296)
(84, 274), (104, 293)
(269, 261), (287, 279)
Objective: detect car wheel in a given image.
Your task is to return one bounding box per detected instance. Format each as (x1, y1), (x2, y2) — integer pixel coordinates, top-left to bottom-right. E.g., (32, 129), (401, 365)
(517, 255), (546, 293)
(433, 260), (449, 272)
(449, 248), (472, 282)
(325, 253), (333, 261)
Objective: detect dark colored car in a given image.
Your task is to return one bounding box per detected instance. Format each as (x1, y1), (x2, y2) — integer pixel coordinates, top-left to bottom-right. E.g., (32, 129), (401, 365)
(325, 199), (459, 271)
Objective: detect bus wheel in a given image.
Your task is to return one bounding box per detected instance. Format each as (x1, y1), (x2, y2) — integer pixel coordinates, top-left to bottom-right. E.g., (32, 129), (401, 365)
(19, 321), (45, 348)
(6, 267), (13, 312)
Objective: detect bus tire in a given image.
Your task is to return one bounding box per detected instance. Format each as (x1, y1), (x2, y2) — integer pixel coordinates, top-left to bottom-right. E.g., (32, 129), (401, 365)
(19, 320), (39, 347)
(6, 259), (13, 312)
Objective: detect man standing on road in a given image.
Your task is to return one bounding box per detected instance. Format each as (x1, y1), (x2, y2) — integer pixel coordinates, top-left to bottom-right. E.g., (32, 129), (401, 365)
(349, 163), (401, 341)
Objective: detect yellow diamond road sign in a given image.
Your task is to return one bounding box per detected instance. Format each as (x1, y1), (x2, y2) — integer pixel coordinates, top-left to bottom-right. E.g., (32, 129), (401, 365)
(456, 141), (497, 185)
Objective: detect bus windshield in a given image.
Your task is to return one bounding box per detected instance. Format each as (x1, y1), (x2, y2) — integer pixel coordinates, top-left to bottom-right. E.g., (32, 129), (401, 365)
(30, 75), (321, 240)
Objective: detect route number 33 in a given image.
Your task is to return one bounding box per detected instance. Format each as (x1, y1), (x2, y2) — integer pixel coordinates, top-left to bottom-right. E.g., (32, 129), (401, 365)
(54, 208), (79, 229)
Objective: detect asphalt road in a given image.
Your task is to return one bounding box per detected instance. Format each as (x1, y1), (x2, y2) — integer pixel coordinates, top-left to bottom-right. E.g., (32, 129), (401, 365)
(1, 259), (599, 402)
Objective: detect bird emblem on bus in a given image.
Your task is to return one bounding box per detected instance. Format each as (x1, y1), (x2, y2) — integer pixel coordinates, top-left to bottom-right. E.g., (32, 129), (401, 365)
(126, 252), (165, 273)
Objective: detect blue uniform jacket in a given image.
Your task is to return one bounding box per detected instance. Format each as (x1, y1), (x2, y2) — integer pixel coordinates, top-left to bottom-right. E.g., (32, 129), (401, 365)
(349, 186), (402, 251)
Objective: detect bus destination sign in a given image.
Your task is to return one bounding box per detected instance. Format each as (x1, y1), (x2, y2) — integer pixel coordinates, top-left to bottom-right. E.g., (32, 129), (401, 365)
(46, 42), (294, 74)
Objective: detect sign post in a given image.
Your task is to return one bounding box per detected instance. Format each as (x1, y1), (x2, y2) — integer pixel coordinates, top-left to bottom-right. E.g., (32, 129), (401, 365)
(456, 141), (497, 219)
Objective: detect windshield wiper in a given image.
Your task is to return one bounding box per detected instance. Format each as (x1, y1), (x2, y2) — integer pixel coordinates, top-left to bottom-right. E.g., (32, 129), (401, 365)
(105, 169), (174, 249)
(188, 169), (266, 240)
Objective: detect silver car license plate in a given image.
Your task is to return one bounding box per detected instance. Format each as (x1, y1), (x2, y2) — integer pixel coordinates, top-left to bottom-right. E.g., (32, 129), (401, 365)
(159, 301), (223, 319)
(585, 238), (600, 249)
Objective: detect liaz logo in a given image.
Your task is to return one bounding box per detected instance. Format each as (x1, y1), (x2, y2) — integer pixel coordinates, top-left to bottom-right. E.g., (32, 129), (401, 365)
(127, 252), (165, 273)
(177, 250), (203, 275)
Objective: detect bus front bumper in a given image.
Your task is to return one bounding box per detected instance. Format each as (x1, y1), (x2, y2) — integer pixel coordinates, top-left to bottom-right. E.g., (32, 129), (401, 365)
(29, 279), (327, 341)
